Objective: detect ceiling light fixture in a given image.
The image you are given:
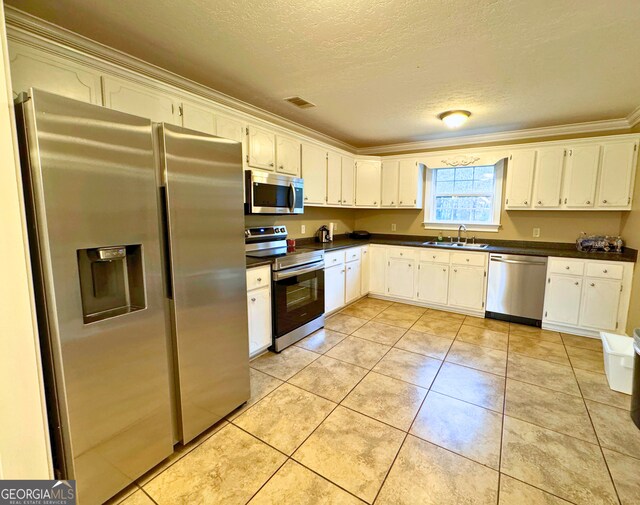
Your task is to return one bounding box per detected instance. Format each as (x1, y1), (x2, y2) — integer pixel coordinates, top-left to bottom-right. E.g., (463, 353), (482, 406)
(439, 110), (471, 128)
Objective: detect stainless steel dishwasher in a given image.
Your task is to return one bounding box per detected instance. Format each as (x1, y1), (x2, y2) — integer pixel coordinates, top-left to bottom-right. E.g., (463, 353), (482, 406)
(486, 253), (548, 325)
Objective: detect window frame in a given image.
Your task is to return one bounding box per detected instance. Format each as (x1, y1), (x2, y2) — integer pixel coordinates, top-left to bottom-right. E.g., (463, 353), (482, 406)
(422, 160), (504, 232)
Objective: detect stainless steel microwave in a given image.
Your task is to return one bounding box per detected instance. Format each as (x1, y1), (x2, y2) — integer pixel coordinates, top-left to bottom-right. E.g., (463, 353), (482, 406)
(245, 171), (304, 214)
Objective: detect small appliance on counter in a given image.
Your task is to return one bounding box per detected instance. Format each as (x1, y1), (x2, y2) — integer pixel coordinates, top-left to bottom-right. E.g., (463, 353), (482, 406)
(576, 233), (624, 253)
(349, 230), (372, 239)
(316, 225), (331, 242)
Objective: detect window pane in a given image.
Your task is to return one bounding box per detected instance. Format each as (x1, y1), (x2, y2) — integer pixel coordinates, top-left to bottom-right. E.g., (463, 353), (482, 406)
(436, 168), (455, 182)
(455, 167), (474, 180)
(454, 179), (473, 193)
(435, 181), (454, 195)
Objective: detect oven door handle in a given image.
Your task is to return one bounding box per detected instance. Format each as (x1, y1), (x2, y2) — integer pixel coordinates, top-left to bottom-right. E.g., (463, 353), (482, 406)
(289, 182), (296, 213)
(273, 261), (324, 281)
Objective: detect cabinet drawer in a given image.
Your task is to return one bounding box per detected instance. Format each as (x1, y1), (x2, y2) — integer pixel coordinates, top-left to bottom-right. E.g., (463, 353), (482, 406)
(246, 265), (271, 291)
(450, 252), (487, 267)
(387, 247), (417, 260)
(325, 250), (345, 268)
(548, 259), (585, 276)
(585, 262), (624, 280)
(345, 247), (362, 263)
(419, 249), (451, 264)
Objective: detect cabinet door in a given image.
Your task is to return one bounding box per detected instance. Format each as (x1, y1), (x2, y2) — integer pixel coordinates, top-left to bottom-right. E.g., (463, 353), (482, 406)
(247, 288), (272, 355)
(341, 156), (356, 206)
(360, 246), (370, 294)
(247, 124), (276, 170)
(345, 260), (362, 304)
(381, 160), (399, 207)
(301, 143), (327, 205)
(326, 151), (342, 205)
(355, 160), (382, 207)
(102, 76), (177, 123)
(9, 41), (102, 104)
(543, 275), (582, 325)
(597, 141), (637, 208)
(387, 258), (415, 299)
(448, 266), (485, 311)
(533, 147), (565, 208)
(369, 246), (387, 295)
(563, 145), (600, 208)
(276, 135), (301, 176)
(181, 101), (216, 135)
(398, 159), (423, 208)
(579, 278), (622, 331)
(325, 265), (346, 313)
(215, 114), (244, 142)
(505, 150), (536, 208)
(416, 263), (449, 305)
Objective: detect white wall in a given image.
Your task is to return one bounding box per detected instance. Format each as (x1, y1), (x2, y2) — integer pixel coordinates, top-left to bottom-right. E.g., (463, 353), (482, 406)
(0, 0), (52, 479)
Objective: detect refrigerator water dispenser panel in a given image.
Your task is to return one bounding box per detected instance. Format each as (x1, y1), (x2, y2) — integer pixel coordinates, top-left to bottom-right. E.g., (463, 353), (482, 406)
(77, 245), (146, 323)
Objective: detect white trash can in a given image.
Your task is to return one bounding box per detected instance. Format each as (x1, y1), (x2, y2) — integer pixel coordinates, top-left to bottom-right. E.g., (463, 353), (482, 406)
(600, 332), (635, 394)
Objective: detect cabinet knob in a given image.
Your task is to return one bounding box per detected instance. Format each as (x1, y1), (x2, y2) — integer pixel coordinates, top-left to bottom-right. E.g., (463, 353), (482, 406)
(374, 201), (377, 204)
(279, 165), (283, 169)
(269, 162), (274, 167)
(414, 200), (416, 204)
(257, 277), (262, 282)
(304, 196), (308, 200)
(443, 268), (446, 272)
(586, 200), (591, 205)
(399, 201), (403, 204)
(400, 253), (403, 256)
(466, 259), (470, 262)
(348, 267), (351, 270)
(432, 255), (436, 259)
(602, 200), (607, 204)
(603, 269), (608, 273)
(524, 201), (528, 205)
(590, 282), (595, 287)
(574, 282), (579, 286)
(391, 201), (394, 204)
(538, 201), (542, 205)
(454, 269), (458, 273)
(251, 297), (256, 302)
(565, 266), (570, 270)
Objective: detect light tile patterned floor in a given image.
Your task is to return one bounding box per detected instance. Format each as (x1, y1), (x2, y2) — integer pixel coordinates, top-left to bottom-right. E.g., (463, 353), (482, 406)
(112, 297), (640, 505)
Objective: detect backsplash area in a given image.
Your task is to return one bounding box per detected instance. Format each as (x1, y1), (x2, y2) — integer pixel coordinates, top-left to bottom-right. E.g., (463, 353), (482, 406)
(244, 206), (356, 239)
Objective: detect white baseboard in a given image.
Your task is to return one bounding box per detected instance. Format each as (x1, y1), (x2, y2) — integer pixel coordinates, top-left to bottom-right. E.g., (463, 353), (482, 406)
(366, 293), (485, 318)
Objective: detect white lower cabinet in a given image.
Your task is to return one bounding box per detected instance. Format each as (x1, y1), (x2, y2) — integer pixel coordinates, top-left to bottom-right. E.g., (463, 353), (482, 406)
(417, 262), (449, 305)
(360, 246), (370, 294)
(448, 265), (486, 311)
(543, 257), (632, 336)
(387, 258), (415, 299)
(246, 266), (272, 357)
(345, 260), (362, 304)
(369, 246), (387, 295)
(324, 262), (346, 313)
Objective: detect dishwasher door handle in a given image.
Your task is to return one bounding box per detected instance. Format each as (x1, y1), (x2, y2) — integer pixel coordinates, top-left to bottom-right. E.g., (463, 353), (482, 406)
(490, 257), (547, 266)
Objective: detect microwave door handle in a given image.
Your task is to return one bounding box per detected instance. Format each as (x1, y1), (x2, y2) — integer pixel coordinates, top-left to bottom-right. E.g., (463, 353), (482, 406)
(289, 182), (296, 212)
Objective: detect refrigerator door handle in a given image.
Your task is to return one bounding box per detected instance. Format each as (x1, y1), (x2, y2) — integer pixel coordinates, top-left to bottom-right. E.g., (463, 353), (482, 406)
(289, 182), (296, 212)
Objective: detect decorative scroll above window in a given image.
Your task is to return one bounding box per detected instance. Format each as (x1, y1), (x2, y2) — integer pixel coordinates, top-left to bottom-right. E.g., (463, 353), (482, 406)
(439, 155), (481, 167)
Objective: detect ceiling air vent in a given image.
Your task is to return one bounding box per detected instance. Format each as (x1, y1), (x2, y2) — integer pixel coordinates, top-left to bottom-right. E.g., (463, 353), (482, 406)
(284, 96), (316, 109)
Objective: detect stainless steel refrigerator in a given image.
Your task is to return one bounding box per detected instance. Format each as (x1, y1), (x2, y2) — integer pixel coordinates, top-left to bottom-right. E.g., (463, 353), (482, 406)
(16, 89), (249, 504)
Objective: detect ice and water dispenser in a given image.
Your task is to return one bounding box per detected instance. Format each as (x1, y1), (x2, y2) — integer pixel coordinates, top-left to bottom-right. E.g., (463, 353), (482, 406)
(77, 245), (146, 323)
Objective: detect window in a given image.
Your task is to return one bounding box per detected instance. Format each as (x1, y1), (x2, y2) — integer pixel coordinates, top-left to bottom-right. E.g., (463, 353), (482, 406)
(423, 163), (503, 232)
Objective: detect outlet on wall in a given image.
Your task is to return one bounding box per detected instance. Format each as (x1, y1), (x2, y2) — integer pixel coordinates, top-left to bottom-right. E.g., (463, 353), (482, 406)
(301, 225), (306, 234)
(391, 223), (397, 232)
(533, 227), (541, 238)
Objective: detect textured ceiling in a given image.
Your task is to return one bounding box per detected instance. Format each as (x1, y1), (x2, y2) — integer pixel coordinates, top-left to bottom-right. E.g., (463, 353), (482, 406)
(7, 0), (640, 147)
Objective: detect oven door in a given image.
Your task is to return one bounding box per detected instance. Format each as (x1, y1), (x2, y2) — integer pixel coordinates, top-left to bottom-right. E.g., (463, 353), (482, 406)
(246, 171), (304, 214)
(272, 262), (324, 338)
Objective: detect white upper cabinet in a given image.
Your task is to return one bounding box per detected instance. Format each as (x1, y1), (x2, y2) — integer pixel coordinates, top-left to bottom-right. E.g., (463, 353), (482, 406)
(398, 159), (424, 208)
(9, 41), (102, 104)
(597, 141), (638, 208)
(181, 101), (216, 135)
(215, 114), (244, 142)
(301, 143), (327, 205)
(505, 150), (536, 209)
(533, 147), (565, 209)
(275, 135), (301, 176)
(326, 150), (342, 205)
(355, 160), (381, 207)
(381, 160), (399, 207)
(341, 156), (356, 206)
(102, 76), (178, 124)
(563, 145), (600, 208)
(247, 124), (276, 170)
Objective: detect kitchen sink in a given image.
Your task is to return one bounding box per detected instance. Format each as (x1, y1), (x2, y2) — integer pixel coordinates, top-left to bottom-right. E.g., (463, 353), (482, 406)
(422, 241), (489, 249)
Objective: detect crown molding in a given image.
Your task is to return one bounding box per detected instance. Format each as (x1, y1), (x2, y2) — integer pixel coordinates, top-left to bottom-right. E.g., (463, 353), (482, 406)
(3, 6), (356, 153)
(628, 105), (640, 128)
(356, 117), (634, 155)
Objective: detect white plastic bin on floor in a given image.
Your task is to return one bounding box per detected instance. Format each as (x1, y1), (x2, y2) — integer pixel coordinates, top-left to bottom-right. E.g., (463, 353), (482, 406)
(600, 332), (635, 394)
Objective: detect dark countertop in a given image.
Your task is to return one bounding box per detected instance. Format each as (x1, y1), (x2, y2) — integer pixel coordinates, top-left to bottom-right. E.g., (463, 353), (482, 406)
(295, 234), (638, 263)
(246, 257), (273, 268)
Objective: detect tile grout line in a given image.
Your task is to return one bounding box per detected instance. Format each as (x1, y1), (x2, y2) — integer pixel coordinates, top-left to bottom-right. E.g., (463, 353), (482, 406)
(558, 334), (624, 505)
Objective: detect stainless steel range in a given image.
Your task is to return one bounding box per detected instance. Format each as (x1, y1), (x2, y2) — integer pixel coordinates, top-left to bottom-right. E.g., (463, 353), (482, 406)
(246, 226), (325, 351)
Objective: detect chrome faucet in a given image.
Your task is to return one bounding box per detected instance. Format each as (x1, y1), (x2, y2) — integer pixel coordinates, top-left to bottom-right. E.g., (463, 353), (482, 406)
(457, 224), (468, 244)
